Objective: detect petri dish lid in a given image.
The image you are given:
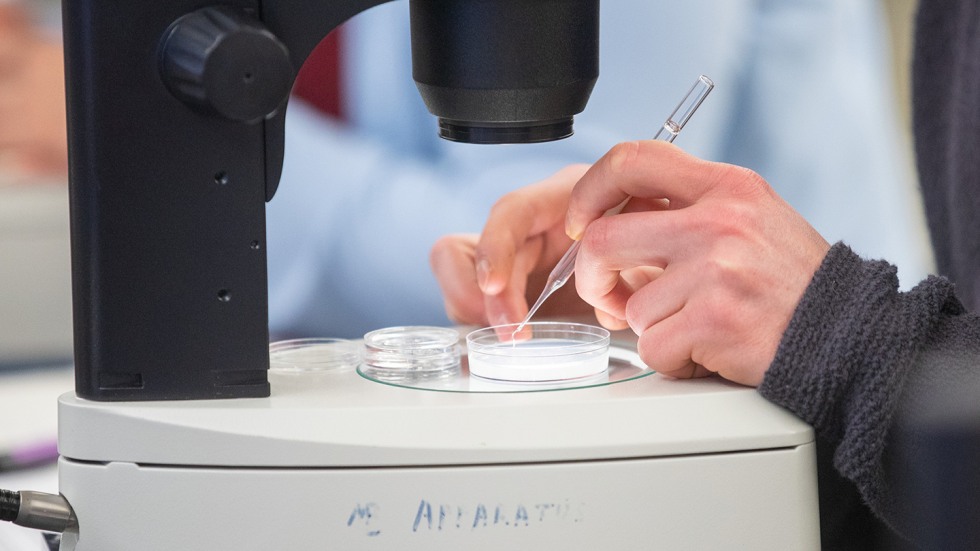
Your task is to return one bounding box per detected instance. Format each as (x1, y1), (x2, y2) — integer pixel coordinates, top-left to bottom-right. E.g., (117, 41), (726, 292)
(269, 338), (360, 374)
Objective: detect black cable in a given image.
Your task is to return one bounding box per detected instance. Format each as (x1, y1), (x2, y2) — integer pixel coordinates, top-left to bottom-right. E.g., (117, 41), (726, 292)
(43, 532), (62, 551)
(0, 488), (20, 522)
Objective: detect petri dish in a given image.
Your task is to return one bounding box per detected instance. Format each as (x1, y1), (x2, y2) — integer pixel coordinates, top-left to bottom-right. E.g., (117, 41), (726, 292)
(361, 326), (461, 382)
(466, 322), (610, 382)
(269, 338), (360, 374)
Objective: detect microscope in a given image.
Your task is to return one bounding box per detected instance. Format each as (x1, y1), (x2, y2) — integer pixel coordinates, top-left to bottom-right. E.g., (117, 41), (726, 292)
(52, 0), (820, 548)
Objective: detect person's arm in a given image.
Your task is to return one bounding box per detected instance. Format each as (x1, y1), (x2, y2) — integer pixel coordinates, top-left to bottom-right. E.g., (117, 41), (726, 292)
(431, 139), (980, 545)
(434, 140), (830, 386)
(271, 0), (931, 342)
(430, 163), (595, 328)
(563, 140), (829, 384)
(760, 242), (980, 542)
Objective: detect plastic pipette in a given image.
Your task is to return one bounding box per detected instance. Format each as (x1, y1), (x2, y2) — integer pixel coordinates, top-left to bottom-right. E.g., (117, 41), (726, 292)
(511, 75), (714, 338)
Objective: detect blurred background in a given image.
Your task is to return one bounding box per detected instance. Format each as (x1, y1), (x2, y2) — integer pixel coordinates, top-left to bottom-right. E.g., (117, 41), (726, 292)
(0, 0), (931, 543)
(0, 0), (930, 360)
(2, 4), (964, 550)
(0, 0), (929, 368)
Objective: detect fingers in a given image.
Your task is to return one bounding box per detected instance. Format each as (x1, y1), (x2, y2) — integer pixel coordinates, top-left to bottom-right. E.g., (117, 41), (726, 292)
(620, 267), (705, 378)
(429, 232), (542, 327)
(594, 308), (629, 331)
(564, 144), (714, 319)
(573, 209), (689, 317)
(635, 313), (712, 380)
(477, 164), (589, 295)
(566, 140), (761, 239)
(475, 164), (587, 325)
(622, 266), (687, 336)
(430, 234), (488, 326)
(475, 172), (574, 325)
(430, 164), (591, 328)
(482, 235), (544, 327)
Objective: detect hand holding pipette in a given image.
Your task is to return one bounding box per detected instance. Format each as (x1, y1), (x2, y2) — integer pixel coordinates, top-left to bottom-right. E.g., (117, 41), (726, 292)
(431, 72), (829, 385)
(510, 75), (714, 337)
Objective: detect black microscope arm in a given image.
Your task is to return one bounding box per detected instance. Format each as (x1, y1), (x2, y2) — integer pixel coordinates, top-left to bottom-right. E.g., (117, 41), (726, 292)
(62, 0), (598, 401)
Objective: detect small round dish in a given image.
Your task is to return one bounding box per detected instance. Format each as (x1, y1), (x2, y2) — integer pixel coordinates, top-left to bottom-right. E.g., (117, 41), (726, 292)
(466, 322), (610, 382)
(269, 338), (360, 374)
(361, 326), (461, 382)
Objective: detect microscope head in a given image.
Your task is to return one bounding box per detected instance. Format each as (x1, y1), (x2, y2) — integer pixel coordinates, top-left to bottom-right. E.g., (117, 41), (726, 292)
(410, 0), (599, 144)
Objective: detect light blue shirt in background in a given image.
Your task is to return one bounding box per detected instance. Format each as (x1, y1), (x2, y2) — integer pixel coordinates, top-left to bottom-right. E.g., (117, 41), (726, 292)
(268, 0), (932, 339)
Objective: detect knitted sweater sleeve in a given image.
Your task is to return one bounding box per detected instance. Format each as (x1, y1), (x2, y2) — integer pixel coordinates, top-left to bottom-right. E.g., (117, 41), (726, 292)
(758, 242), (980, 538)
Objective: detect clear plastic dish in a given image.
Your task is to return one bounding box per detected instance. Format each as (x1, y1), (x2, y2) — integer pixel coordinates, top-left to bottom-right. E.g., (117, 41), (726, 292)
(466, 322), (610, 382)
(361, 326), (461, 382)
(269, 338), (360, 374)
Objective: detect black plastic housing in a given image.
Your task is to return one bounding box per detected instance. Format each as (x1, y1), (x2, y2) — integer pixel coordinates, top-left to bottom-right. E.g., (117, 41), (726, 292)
(411, 0), (599, 144)
(61, 0), (599, 401)
(61, 0), (389, 401)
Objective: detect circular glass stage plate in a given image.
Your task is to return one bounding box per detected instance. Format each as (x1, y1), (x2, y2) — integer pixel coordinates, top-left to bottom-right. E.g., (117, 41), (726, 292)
(357, 345), (653, 393)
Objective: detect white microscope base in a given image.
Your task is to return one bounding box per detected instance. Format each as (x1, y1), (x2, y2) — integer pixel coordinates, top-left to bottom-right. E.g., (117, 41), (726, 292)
(60, 443), (817, 549)
(58, 351), (820, 549)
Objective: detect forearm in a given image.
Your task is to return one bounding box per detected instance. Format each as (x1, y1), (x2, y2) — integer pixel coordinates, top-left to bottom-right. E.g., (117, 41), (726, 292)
(759, 242), (973, 538)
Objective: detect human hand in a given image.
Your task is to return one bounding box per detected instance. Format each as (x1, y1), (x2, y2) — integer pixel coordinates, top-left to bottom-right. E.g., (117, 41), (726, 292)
(430, 164), (597, 328)
(0, 5), (68, 178)
(567, 140), (830, 386)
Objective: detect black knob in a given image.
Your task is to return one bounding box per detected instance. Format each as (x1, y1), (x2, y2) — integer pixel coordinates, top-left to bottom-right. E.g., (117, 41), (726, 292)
(160, 7), (293, 123)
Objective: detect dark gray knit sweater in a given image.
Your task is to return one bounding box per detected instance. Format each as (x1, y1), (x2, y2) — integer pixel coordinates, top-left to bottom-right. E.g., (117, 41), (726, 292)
(758, 1), (980, 548)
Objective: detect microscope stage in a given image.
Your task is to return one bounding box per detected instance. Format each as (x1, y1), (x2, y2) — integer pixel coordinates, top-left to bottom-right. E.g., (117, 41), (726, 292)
(58, 346), (812, 467)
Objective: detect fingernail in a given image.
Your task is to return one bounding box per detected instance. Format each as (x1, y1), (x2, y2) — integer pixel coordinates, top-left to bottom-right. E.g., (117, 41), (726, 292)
(485, 301), (511, 329)
(476, 258), (492, 293)
(565, 219), (583, 242)
(491, 311), (512, 328)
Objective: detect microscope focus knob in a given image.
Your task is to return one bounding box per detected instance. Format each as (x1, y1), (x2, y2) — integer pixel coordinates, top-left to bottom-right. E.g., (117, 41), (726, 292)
(160, 7), (293, 123)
